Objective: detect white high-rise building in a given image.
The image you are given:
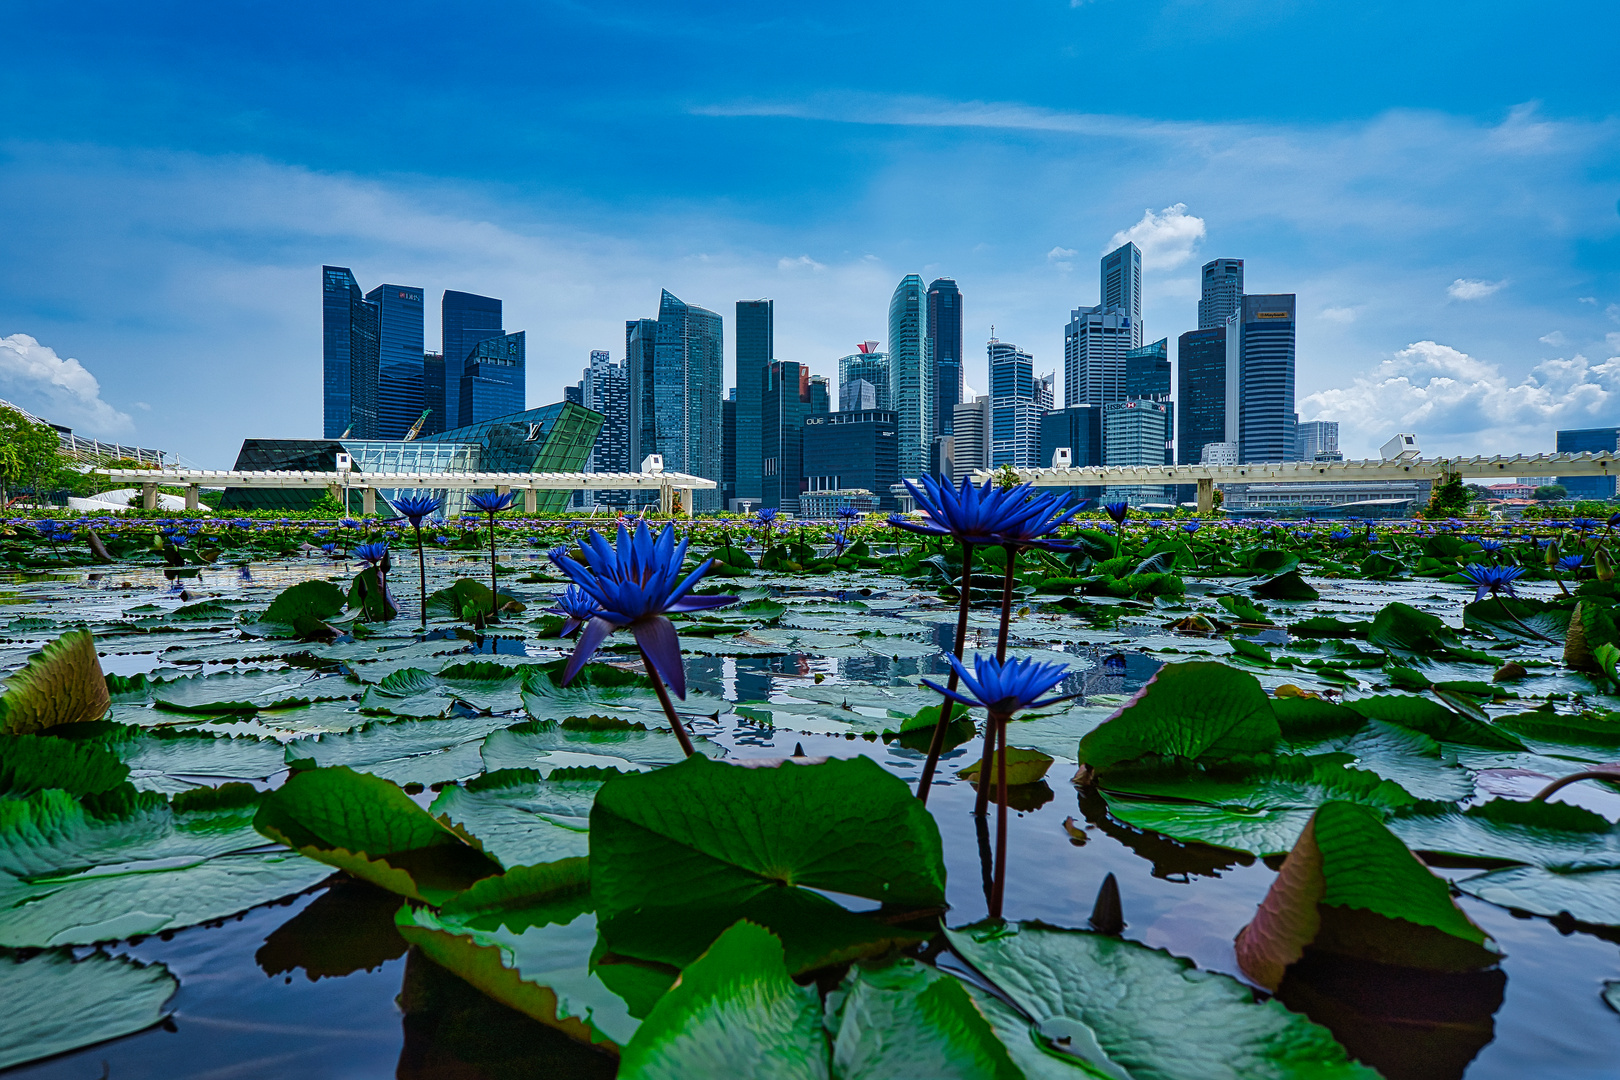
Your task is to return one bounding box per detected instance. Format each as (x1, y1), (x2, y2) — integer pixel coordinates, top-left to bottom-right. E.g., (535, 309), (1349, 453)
(1064, 305), (1134, 407)
(951, 395), (991, 485)
(1101, 242), (1143, 349)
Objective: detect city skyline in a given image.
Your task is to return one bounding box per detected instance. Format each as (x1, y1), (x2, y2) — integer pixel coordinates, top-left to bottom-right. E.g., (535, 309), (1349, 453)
(1, 2), (1615, 469)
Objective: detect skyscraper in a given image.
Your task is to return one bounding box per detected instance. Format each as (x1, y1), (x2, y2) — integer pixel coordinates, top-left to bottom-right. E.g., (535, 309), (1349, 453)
(989, 338), (1044, 469)
(575, 349), (631, 507)
(1233, 294), (1297, 463)
(804, 410), (899, 510)
(366, 284), (425, 440)
(839, 343), (890, 411)
(1296, 420), (1341, 461)
(441, 290), (503, 430)
(627, 291), (723, 510)
(421, 352), (445, 436)
(927, 279), (963, 436)
(734, 299), (772, 504)
(1063, 305), (1134, 407)
(1199, 259), (1244, 329)
(1176, 327), (1228, 466)
(888, 275), (932, 478)
(459, 331), (526, 425)
(722, 392), (737, 508)
(761, 360), (830, 511)
(951, 396), (991, 484)
(1125, 338), (1173, 465)
(1101, 243), (1144, 349)
(1557, 427), (1620, 498)
(1103, 399), (1172, 503)
(323, 266), (379, 439)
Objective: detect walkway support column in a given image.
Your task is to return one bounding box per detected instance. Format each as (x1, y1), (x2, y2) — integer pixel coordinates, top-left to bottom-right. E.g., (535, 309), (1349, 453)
(361, 487), (375, 516)
(1197, 478), (1215, 515)
(185, 484), (199, 511)
(142, 483), (158, 510)
(524, 487), (538, 514)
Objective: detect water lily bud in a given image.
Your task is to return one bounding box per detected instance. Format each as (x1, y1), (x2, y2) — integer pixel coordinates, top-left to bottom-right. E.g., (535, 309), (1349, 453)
(1597, 548), (1614, 582)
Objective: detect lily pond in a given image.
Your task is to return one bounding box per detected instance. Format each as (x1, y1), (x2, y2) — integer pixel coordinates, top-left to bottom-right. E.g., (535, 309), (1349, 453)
(4, 509), (1620, 1080)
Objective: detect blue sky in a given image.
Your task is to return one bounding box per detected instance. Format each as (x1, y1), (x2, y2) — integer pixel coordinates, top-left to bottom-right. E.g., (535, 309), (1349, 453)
(1, 0), (1617, 466)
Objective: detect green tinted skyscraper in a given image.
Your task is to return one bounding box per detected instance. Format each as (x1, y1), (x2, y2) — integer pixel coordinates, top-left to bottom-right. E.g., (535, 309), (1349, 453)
(734, 299), (772, 504)
(888, 274), (931, 479)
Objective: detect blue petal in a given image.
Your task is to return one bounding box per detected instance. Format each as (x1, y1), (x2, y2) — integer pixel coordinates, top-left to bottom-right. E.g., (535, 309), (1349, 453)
(562, 616), (618, 686)
(631, 615), (687, 699)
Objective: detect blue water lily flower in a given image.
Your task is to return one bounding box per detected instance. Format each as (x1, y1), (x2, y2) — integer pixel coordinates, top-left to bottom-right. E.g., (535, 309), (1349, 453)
(831, 529), (851, 556)
(1183, 521), (1202, 535)
(550, 521), (738, 698)
(354, 542), (389, 568)
(891, 476), (1080, 550)
(1461, 563), (1525, 602)
(468, 491), (517, 514)
(1557, 554), (1585, 572)
(547, 584), (602, 638)
(837, 506), (861, 521)
(922, 653), (1075, 717)
(1102, 501), (1129, 525)
(390, 494), (443, 526)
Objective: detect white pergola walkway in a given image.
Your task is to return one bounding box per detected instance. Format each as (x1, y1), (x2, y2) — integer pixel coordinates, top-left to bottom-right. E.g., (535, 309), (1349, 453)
(973, 452), (1620, 513)
(98, 469), (716, 517)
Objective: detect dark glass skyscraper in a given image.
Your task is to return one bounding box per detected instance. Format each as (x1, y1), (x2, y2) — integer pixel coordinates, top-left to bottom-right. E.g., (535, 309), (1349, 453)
(1199, 259), (1244, 330)
(1176, 327), (1227, 465)
(927, 279), (962, 436)
(365, 284), (425, 439)
(1125, 338), (1172, 465)
(803, 409), (898, 509)
(441, 290), (504, 430)
(1235, 294), (1296, 463)
(734, 299), (773, 504)
(323, 266), (380, 439)
(627, 291), (724, 511)
(459, 331), (526, 426)
(422, 352), (445, 436)
(1557, 427), (1620, 499)
(762, 360), (830, 511)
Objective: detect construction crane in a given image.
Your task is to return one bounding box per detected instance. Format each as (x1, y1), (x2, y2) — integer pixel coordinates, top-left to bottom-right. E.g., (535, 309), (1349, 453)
(403, 409), (432, 442)
(339, 425), (352, 438)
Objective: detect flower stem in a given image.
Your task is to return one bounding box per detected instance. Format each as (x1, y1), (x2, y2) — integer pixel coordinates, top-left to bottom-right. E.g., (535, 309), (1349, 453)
(1495, 592), (1555, 643)
(989, 709), (1009, 919)
(917, 542), (974, 805)
(975, 546), (1019, 818)
(414, 523), (427, 631)
(487, 511), (500, 622)
(639, 645), (697, 757)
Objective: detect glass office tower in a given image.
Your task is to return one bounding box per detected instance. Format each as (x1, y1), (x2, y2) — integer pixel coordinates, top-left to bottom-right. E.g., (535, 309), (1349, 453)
(761, 360), (829, 512)
(928, 278), (963, 436)
(838, 344), (890, 411)
(441, 290), (504, 430)
(365, 284), (425, 439)
(734, 299), (772, 504)
(1234, 294), (1297, 463)
(458, 331), (526, 426)
(989, 338), (1043, 469)
(626, 291), (723, 511)
(1557, 427), (1620, 499)
(888, 275), (931, 479)
(803, 409), (898, 510)
(322, 266), (380, 439)
(1125, 338), (1173, 465)
(1177, 326), (1228, 467)
(1063, 305), (1134, 407)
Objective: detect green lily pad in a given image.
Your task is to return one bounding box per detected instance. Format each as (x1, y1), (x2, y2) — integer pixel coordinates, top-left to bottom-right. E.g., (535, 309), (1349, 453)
(428, 769), (596, 869)
(944, 921), (1378, 1080)
(0, 950), (178, 1070)
(590, 755), (944, 974)
(482, 718), (723, 774)
(254, 765), (503, 903)
(0, 630), (110, 734)
(1234, 801), (1499, 990)
(1077, 661), (1279, 771)
(617, 920), (827, 1080)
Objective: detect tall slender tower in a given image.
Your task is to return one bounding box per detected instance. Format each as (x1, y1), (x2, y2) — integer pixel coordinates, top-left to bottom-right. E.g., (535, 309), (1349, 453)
(1198, 259), (1244, 329)
(888, 275), (931, 479)
(989, 338), (1043, 468)
(627, 291), (723, 510)
(1100, 243), (1143, 349)
(1234, 294), (1296, 463)
(927, 279), (962, 436)
(322, 266), (379, 439)
(366, 284), (425, 439)
(441, 291), (503, 430)
(734, 299), (772, 504)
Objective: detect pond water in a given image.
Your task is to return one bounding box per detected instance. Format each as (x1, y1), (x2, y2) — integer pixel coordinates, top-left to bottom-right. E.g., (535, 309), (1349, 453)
(4, 543), (1620, 1079)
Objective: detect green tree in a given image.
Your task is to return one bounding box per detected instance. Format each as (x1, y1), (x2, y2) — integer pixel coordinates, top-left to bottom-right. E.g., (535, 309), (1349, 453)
(0, 405), (62, 508)
(1424, 471), (1470, 518)
(1534, 484), (1568, 503)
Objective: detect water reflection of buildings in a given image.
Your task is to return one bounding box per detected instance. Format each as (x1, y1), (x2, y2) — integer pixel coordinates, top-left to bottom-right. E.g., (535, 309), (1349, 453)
(1080, 650), (1162, 700)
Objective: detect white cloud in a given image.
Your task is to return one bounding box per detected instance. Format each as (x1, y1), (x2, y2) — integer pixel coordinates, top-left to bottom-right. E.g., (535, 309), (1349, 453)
(1107, 203), (1205, 270)
(1609, 304), (1620, 324)
(1321, 306), (1358, 324)
(1609, 332), (1620, 353)
(1448, 278), (1504, 300)
(1301, 341), (1620, 455)
(1540, 330), (1568, 346)
(1579, 296), (1598, 304)
(1047, 246), (1077, 260)
(0, 334), (133, 438)
(778, 254), (825, 271)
